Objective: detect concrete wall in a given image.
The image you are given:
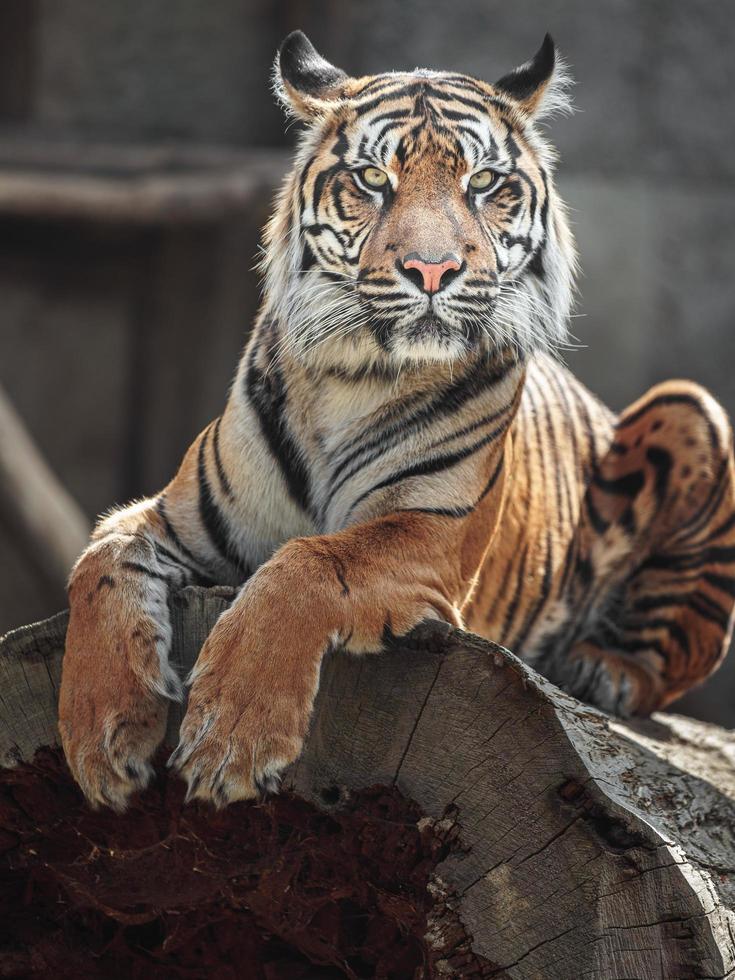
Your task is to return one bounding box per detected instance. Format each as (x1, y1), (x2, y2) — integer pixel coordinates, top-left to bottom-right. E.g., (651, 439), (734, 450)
(33, 0), (283, 145)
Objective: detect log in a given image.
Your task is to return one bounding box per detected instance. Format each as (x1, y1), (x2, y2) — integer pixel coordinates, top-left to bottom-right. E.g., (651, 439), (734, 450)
(1, 586), (734, 978)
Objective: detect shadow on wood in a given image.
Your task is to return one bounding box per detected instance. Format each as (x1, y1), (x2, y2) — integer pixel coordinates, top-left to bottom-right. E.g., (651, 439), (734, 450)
(1, 585), (734, 978)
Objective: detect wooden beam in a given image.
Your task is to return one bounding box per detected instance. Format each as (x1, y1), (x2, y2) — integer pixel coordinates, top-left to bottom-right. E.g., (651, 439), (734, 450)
(0, 385), (89, 605)
(0, 140), (289, 224)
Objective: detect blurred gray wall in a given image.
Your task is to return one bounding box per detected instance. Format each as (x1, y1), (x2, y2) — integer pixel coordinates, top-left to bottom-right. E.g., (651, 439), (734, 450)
(0, 1), (733, 721)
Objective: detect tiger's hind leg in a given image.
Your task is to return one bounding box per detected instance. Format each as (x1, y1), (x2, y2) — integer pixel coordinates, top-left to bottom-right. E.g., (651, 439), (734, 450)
(547, 380), (735, 716)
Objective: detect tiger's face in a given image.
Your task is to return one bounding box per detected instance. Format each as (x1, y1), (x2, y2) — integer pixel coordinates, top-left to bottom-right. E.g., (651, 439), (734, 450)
(264, 32), (576, 369)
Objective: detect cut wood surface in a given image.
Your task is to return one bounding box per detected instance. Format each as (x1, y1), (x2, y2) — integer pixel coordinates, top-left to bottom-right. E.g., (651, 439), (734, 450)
(1, 585), (734, 979)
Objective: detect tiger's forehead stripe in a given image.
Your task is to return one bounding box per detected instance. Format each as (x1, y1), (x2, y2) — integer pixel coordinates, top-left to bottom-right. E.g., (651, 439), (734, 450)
(348, 68), (508, 102)
(336, 102), (511, 180)
(348, 75), (515, 121)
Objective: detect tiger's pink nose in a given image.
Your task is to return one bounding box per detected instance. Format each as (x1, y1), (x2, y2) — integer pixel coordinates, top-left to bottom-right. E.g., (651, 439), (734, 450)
(401, 252), (463, 294)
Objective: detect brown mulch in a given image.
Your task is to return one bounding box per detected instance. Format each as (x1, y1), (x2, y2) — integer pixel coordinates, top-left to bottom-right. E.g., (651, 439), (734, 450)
(0, 747), (487, 979)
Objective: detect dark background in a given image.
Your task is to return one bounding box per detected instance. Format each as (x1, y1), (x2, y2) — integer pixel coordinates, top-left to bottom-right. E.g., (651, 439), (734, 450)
(1, 1), (733, 724)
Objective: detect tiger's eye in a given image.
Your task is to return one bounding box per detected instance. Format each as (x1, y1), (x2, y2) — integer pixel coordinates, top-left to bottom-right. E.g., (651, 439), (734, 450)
(469, 169), (497, 191)
(361, 166), (389, 189)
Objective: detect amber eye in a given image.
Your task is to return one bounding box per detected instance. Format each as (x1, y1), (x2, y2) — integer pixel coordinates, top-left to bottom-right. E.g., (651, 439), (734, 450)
(469, 169), (498, 191)
(361, 166), (389, 189)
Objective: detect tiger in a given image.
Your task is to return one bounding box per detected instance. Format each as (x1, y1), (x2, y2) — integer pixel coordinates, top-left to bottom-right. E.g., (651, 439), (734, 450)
(58, 31), (735, 811)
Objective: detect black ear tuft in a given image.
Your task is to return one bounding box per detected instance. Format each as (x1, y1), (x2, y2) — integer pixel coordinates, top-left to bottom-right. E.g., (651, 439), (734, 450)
(278, 31), (347, 97)
(494, 34), (556, 103)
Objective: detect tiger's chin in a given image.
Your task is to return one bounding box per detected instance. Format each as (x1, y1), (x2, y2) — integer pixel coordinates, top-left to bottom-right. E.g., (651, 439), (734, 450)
(388, 314), (481, 365)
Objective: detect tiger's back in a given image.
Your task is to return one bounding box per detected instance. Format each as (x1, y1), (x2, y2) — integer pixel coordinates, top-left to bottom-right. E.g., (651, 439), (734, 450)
(468, 354), (735, 712)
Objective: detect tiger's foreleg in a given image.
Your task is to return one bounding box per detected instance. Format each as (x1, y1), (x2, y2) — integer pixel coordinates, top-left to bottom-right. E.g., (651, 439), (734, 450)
(58, 441), (216, 811)
(557, 381), (735, 716)
(168, 457), (508, 807)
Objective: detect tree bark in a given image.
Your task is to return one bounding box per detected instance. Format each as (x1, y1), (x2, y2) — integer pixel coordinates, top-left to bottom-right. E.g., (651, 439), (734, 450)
(1, 585), (734, 979)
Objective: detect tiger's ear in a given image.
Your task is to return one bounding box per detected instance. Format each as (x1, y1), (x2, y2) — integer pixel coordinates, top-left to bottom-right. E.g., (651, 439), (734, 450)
(274, 31), (348, 120)
(494, 34), (573, 121)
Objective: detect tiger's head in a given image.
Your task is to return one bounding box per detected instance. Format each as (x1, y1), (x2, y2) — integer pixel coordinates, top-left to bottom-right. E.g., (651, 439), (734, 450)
(263, 31), (577, 370)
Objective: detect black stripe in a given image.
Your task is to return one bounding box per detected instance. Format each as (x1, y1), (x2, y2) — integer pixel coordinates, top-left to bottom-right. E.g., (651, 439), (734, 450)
(155, 496), (204, 569)
(584, 492), (609, 534)
(640, 544), (735, 575)
(703, 572), (735, 598)
(556, 538), (578, 596)
(541, 392), (569, 535)
(502, 545), (528, 642)
(399, 452), (505, 519)
(708, 511), (735, 544)
(571, 382), (613, 473)
(311, 121), (348, 214)
(327, 353), (515, 510)
(618, 393), (720, 453)
(513, 531), (555, 650)
(631, 589), (729, 633)
(688, 591), (731, 631)
(542, 364), (581, 526)
(617, 636), (668, 659)
(632, 593), (686, 613)
(345, 418), (511, 521)
(154, 544), (213, 587)
(704, 545), (735, 564)
(646, 447), (673, 505)
(245, 340), (311, 514)
(638, 551), (704, 574)
(197, 429), (249, 574)
(593, 469), (645, 498)
(353, 79), (510, 121)
(427, 404), (513, 453)
(120, 561), (171, 584)
(369, 108), (412, 125)
(212, 416), (235, 501)
(523, 374), (549, 501)
(370, 118), (409, 152)
(623, 616), (690, 657)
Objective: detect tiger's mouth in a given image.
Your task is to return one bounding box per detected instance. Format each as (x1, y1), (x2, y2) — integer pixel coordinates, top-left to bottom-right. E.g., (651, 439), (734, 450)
(386, 310), (481, 363)
(350, 286), (492, 363)
(405, 314), (453, 342)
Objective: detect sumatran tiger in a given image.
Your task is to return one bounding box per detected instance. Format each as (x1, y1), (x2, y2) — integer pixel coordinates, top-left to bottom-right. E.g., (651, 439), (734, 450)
(58, 32), (735, 811)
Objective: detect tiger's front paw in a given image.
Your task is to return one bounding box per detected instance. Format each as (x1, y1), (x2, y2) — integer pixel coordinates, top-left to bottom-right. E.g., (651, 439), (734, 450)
(60, 689), (168, 812)
(168, 632), (317, 807)
(59, 610), (179, 811)
(59, 557), (182, 811)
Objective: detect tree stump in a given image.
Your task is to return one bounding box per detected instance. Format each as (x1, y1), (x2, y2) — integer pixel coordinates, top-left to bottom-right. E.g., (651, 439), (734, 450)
(1, 585), (734, 978)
